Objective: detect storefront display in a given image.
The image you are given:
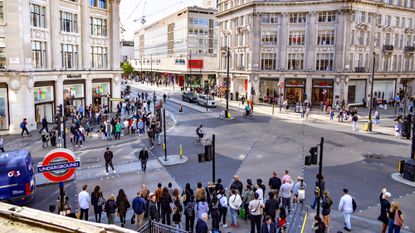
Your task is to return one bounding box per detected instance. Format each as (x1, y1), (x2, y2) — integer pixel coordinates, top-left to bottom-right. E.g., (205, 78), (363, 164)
(92, 80), (110, 110)
(259, 78), (279, 103)
(63, 82), (85, 116)
(34, 85), (54, 123)
(0, 87), (9, 130)
(312, 79), (333, 105)
(347, 79), (366, 105)
(285, 78), (305, 104)
(373, 80), (396, 102)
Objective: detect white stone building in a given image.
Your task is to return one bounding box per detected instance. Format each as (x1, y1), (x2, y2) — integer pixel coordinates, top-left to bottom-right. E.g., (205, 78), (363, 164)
(0, 0), (122, 134)
(132, 6), (218, 90)
(216, 0), (415, 106)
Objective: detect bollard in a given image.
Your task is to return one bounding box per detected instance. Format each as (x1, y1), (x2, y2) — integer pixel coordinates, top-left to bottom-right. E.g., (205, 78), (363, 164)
(179, 144), (183, 159)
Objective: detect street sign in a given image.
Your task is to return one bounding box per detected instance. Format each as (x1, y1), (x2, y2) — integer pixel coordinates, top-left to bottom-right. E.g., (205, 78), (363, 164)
(37, 149), (80, 183)
(278, 81), (285, 88)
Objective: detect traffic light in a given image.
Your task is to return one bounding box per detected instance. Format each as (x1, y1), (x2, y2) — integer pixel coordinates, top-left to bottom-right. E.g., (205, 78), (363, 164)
(56, 104), (63, 117)
(309, 146), (318, 165)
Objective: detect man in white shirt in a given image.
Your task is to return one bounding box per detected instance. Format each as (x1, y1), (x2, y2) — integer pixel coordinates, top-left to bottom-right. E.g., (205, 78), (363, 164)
(279, 179), (293, 213)
(78, 185), (91, 221)
(338, 188), (353, 232)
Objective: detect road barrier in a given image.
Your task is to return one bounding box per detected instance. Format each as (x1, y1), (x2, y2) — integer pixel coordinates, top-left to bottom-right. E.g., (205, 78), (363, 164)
(137, 220), (189, 233)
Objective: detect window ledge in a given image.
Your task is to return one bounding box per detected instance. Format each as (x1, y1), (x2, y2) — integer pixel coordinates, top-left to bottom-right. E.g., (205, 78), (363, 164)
(60, 31), (80, 36)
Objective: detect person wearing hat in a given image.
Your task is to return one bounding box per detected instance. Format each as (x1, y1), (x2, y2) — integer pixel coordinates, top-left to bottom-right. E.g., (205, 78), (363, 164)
(377, 188), (391, 233)
(338, 188), (353, 232)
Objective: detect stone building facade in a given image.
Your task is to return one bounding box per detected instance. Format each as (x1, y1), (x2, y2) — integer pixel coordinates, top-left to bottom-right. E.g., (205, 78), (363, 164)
(132, 6), (218, 90)
(0, 0), (122, 134)
(216, 0), (415, 106)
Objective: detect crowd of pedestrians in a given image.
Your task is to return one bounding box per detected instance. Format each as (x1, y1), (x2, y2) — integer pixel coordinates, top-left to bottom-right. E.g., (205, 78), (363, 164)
(45, 169), (379, 233)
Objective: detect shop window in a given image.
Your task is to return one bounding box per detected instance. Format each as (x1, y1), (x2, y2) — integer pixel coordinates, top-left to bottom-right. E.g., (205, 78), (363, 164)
(316, 53), (334, 71)
(30, 4), (46, 28)
(34, 86), (54, 104)
(289, 31), (305, 46)
(0, 88), (8, 130)
(32, 41), (47, 69)
(0, 37), (5, 69)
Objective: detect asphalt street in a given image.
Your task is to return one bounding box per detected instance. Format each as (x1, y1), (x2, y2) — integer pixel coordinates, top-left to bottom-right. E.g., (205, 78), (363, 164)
(22, 84), (415, 232)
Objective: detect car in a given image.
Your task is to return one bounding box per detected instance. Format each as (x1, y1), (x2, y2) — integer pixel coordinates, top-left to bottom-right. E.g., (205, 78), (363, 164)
(197, 94), (216, 107)
(182, 91), (198, 103)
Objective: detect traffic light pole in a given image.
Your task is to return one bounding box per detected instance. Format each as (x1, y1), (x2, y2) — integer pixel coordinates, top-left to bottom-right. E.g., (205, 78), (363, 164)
(316, 137), (324, 216)
(225, 47), (230, 118)
(368, 52), (376, 132)
(212, 134), (216, 183)
(163, 108), (167, 161)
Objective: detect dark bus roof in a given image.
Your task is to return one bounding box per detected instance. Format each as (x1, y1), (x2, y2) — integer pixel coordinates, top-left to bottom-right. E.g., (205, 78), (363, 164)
(0, 150), (31, 167)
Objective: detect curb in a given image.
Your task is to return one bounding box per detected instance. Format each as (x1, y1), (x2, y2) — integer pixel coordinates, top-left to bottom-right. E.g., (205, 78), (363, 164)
(391, 172), (415, 187)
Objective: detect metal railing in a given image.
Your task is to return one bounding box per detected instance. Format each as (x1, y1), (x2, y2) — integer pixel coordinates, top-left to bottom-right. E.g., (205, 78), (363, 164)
(137, 220), (189, 233)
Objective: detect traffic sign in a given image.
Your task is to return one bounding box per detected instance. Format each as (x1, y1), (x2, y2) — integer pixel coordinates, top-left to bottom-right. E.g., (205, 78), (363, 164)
(278, 81), (285, 88)
(37, 149), (80, 183)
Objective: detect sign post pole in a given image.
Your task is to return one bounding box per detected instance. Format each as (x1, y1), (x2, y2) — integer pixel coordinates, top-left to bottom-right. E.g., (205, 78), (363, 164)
(59, 182), (65, 212)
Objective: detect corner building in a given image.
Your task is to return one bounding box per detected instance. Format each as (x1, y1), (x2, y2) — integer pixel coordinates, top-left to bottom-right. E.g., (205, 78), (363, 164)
(133, 6), (218, 89)
(0, 0), (121, 134)
(216, 0), (415, 105)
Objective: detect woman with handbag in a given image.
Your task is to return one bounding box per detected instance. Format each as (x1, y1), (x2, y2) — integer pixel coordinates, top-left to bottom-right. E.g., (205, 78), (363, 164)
(160, 187), (173, 225)
(172, 189), (183, 229)
(388, 201), (404, 233)
(91, 186), (105, 223)
(321, 191), (333, 232)
(116, 189), (130, 227)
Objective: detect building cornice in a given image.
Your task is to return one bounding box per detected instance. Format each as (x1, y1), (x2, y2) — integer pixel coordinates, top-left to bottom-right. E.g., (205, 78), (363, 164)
(216, 0), (415, 18)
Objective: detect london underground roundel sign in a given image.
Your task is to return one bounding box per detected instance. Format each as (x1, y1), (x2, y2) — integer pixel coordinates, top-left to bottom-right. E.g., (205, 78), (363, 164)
(37, 148), (81, 183)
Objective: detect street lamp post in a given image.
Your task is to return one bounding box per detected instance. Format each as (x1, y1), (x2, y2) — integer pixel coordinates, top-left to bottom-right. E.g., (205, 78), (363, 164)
(188, 51), (192, 91)
(225, 47), (230, 118)
(163, 108), (167, 161)
(368, 52), (376, 132)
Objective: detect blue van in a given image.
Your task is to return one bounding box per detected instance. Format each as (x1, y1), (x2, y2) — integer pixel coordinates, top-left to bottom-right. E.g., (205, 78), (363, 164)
(0, 150), (36, 205)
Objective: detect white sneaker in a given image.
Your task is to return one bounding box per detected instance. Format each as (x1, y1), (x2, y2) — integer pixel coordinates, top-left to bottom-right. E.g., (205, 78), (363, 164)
(113, 170), (116, 174)
(105, 172), (109, 176)
(223, 224), (228, 228)
(76, 145), (78, 147)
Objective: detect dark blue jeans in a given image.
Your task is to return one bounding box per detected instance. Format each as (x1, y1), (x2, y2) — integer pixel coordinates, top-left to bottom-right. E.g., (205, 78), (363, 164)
(388, 219), (401, 233)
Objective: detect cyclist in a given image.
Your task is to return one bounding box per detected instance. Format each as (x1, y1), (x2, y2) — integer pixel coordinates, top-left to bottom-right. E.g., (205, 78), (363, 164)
(244, 104), (251, 117)
(196, 124), (205, 140)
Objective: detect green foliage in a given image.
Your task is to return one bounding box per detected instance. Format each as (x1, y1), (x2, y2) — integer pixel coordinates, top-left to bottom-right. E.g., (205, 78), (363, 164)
(121, 62), (134, 78)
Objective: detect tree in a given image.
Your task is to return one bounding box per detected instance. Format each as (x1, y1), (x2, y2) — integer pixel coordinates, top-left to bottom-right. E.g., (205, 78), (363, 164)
(121, 62), (134, 79)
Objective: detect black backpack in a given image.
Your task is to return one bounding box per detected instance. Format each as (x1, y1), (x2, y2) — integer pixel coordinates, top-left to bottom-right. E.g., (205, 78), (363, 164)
(352, 197), (357, 212)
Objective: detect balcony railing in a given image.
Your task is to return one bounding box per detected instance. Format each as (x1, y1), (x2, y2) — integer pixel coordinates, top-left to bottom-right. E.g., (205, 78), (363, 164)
(383, 45), (394, 52)
(404, 46), (415, 53)
(355, 67), (365, 72)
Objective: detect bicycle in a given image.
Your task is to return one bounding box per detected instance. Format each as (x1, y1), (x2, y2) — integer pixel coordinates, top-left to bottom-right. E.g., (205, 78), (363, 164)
(193, 135), (212, 145)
